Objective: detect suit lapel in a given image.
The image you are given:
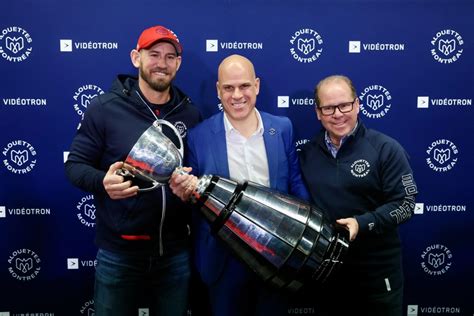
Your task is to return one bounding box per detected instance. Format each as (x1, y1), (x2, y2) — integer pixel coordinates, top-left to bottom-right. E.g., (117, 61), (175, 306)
(211, 113), (230, 178)
(262, 113), (279, 189)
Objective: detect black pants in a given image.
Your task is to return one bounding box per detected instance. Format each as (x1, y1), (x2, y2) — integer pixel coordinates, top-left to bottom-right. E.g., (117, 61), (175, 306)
(316, 279), (403, 316)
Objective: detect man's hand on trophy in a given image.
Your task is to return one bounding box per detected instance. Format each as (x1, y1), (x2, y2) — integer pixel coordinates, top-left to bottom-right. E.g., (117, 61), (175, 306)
(103, 162), (139, 200)
(169, 167), (197, 202)
(336, 217), (359, 241)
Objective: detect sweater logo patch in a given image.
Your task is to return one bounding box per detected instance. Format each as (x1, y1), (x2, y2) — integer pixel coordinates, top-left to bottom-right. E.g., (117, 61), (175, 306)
(174, 121), (187, 138)
(350, 159), (370, 177)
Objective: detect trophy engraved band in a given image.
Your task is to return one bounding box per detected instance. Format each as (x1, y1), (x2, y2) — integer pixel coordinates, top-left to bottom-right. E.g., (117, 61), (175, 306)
(118, 120), (349, 291)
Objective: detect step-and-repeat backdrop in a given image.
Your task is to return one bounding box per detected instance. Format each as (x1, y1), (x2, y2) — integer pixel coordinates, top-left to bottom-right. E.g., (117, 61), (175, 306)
(1, 0), (473, 315)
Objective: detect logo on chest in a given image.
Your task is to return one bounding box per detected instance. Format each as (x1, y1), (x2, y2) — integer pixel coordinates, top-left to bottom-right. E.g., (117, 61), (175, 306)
(350, 159), (370, 178)
(174, 121), (188, 138)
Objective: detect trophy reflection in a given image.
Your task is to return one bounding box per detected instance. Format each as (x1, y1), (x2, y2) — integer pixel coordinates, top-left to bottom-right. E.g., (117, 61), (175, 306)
(118, 120), (349, 291)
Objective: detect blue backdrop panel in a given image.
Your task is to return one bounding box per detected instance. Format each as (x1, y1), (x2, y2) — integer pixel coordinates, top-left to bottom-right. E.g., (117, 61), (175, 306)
(1, 0), (473, 315)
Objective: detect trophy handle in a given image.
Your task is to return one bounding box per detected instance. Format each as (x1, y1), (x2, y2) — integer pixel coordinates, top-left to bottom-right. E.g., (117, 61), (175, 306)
(153, 119), (184, 159)
(116, 163), (163, 192)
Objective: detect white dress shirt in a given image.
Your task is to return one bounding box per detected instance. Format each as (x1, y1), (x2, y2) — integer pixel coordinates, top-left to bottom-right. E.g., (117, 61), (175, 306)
(223, 109), (270, 186)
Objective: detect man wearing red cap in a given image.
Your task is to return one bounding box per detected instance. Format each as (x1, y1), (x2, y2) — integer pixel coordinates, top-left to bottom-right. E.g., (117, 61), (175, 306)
(65, 25), (201, 316)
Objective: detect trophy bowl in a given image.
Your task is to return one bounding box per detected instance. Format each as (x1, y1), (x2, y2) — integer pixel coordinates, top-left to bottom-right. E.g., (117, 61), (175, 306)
(117, 120), (184, 192)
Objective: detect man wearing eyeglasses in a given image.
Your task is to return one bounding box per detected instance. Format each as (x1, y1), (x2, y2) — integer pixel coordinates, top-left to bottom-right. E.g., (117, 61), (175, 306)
(299, 75), (417, 316)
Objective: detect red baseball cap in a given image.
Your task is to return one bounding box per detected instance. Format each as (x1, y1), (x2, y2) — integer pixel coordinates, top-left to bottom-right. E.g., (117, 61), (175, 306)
(136, 25), (183, 55)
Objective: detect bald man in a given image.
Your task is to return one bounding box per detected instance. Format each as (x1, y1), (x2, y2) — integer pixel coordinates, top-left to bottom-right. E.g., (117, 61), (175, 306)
(170, 54), (310, 316)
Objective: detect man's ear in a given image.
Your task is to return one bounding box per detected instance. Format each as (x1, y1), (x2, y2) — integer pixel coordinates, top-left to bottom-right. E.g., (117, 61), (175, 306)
(255, 77), (260, 96)
(216, 81), (221, 100)
(315, 106), (321, 121)
(176, 56), (182, 71)
(354, 97), (360, 114)
(130, 49), (140, 68)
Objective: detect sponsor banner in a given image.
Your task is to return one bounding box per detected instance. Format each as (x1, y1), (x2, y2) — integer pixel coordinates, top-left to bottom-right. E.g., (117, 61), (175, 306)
(431, 29), (464, 64)
(0, 312), (55, 316)
(206, 39), (263, 52)
(73, 85), (105, 118)
(289, 28), (323, 63)
(407, 304), (462, 315)
(75, 195), (96, 228)
(2, 98), (47, 106)
(426, 139), (459, 173)
(295, 139), (310, 152)
(414, 203), (467, 214)
(0, 26), (33, 62)
(8, 249), (41, 281)
(0, 206), (51, 217)
(349, 40), (405, 53)
(277, 96), (314, 108)
(67, 257), (97, 270)
(417, 96), (472, 108)
(2, 140), (37, 174)
(358, 85), (392, 119)
(60, 39), (118, 52)
(80, 299), (95, 315)
(420, 244), (453, 276)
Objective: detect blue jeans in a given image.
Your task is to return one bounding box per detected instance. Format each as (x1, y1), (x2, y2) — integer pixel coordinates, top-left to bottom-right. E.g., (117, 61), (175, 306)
(94, 247), (191, 316)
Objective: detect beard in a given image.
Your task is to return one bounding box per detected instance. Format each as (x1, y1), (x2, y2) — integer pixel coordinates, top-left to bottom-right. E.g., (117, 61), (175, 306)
(139, 65), (175, 92)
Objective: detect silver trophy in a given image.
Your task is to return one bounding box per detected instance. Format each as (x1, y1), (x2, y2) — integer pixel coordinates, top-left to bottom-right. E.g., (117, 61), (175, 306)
(191, 175), (349, 291)
(118, 120), (349, 290)
(117, 119), (184, 192)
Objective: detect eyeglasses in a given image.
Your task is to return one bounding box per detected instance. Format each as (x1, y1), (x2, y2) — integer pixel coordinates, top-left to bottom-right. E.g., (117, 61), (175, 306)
(317, 98), (357, 116)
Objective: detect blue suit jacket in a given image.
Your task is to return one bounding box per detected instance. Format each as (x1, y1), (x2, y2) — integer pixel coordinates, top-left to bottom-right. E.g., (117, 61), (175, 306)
(186, 111), (309, 285)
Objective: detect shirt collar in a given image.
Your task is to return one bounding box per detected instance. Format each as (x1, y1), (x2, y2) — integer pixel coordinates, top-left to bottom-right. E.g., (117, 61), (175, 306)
(223, 108), (264, 137)
(324, 121), (358, 156)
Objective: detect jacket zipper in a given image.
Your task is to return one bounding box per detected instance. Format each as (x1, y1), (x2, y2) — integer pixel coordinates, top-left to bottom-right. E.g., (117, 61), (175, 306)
(159, 186), (166, 256)
(135, 90), (188, 256)
(162, 97), (189, 120)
